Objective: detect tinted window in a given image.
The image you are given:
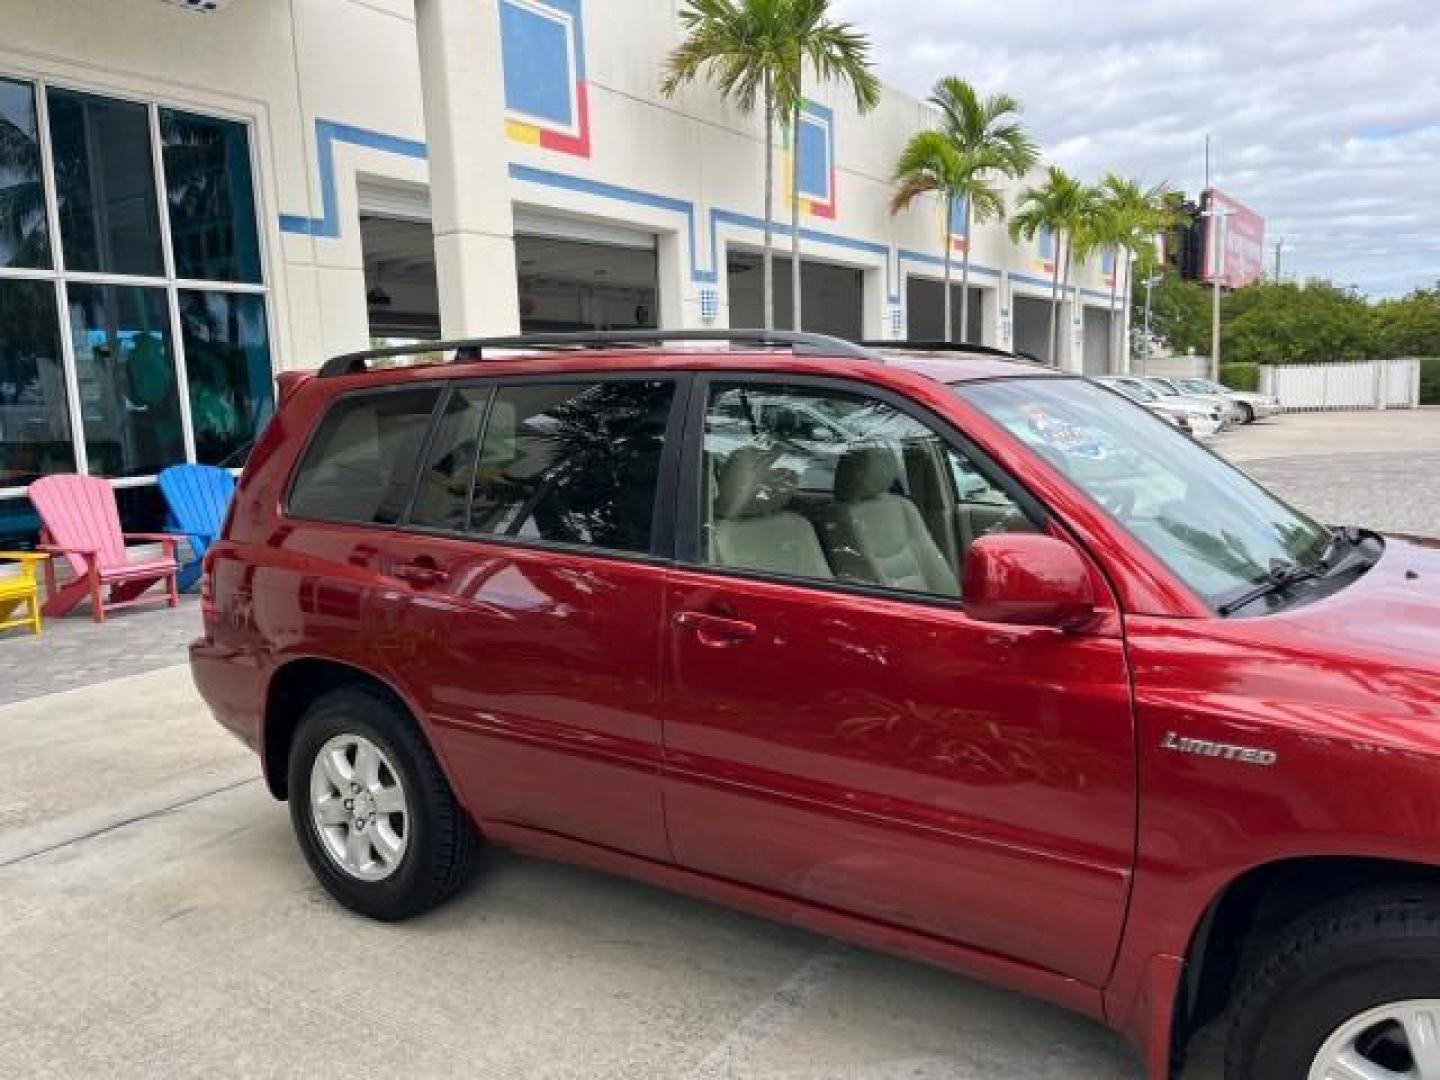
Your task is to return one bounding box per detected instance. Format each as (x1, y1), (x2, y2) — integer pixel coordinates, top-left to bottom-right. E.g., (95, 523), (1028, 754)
(178, 289), (274, 464)
(409, 387), (490, 531)
(289, 389), (439, 525)
(160, 110), (262, 283)
(0, 78), (50, 269)
(0, 280), (72, 488)
(701, 383), (1033, 597)
(469, 380), (674, 554)
(47, 88), (164, 276)
(67, 283), (184, 478)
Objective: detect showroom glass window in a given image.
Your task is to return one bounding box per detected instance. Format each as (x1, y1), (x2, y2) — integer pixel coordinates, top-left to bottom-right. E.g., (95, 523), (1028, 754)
(0, 76), (272, 546)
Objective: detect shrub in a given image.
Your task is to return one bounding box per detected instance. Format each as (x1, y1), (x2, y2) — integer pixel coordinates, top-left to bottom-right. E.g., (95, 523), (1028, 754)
(1219, 362), (1260, 392)
(1421, 357), (1440, 405)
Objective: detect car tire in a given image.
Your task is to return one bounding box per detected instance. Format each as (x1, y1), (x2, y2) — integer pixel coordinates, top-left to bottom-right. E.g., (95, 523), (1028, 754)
(287, 684), (478, 921)
(1224, 888), (1440, 1079)
(1238, 402), (1255, 424)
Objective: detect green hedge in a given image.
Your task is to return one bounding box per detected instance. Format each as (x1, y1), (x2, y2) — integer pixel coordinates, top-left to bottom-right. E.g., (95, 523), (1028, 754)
(1219, 362), (1260, 392)
(1421, 357), (1440, 405)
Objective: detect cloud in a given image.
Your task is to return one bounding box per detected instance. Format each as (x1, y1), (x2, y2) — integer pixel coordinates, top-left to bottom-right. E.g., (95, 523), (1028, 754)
(834, 0), (1440, 297)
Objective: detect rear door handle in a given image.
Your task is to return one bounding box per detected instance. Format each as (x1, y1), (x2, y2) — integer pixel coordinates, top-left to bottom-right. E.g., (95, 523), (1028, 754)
(673, 610), (756, 646)
(393, 560), (449, 587)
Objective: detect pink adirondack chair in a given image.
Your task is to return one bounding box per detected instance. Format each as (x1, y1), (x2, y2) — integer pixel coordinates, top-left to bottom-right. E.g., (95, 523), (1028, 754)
(28, 474), (180, 623)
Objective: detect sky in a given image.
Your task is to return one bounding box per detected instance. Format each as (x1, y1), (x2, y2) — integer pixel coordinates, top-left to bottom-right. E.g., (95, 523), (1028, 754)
(833, 0), (1439, 298)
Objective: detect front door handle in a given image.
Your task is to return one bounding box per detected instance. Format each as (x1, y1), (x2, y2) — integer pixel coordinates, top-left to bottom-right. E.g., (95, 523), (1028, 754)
(673, 609), (757, 646)
(393, 559), (449, 587)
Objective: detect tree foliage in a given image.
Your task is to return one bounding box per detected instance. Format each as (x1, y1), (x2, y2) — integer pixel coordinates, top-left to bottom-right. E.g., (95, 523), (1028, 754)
(663, 0), (876, 330)
(1375, 284), (1440, 358)
(1221, 281), (1376, 364)
(1132, 277), (1440, 375)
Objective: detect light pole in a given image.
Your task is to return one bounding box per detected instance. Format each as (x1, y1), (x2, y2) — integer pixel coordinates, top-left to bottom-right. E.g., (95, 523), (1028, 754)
(1200, 205), (1233, 382)
(1140, 273), (1163, 375)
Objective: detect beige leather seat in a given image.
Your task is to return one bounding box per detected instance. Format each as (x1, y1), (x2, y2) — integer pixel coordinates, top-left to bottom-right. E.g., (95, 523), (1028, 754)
(710, 447), (833, 579)
(814, 446), (959, 596)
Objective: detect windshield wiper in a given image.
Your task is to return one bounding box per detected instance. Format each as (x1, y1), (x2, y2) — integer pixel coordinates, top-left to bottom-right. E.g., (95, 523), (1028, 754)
(1217, 557), (1328, 617)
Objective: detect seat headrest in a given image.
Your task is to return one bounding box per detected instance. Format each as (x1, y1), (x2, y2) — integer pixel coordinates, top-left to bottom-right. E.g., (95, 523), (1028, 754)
(835, 446), (899, 502)
(715, 446), (798, 519)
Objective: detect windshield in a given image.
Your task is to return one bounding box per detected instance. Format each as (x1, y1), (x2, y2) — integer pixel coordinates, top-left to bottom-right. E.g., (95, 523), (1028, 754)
(1178, 378), (1223, 395)
(1107, 379), (1157, 403)
(957, 378), (1332, 611)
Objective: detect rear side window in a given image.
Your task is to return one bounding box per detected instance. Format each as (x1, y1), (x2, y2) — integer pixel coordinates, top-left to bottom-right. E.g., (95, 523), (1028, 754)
(409, 387), (491, 531)
(288, 388), (439, 524)
(469, 380), (674, 554)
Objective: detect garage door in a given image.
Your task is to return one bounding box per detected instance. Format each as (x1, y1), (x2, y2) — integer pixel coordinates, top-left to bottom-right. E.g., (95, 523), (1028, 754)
(1083, 308), (1112, 374)
(728, 251), (864, 339)
(1012, 295), (1055, 364)
(905, 277), (985, 343)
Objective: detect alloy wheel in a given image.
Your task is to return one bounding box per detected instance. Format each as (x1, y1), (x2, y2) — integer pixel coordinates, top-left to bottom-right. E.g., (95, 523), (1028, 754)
(308, 732), (410, 882)
(1309, 1000), (1440, 1080)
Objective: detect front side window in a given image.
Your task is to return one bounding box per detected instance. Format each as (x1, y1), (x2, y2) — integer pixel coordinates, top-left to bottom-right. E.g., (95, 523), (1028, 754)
(957, 377), (1330, 610)
(288, 389), (439, 525)
(700, 382), (1034, 598)
(469, 380), (674, 554)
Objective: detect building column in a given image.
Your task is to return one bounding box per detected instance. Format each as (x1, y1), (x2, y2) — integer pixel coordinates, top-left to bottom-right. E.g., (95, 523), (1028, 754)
(416, 0), (520, 337)
(997, 272), (1013, 352)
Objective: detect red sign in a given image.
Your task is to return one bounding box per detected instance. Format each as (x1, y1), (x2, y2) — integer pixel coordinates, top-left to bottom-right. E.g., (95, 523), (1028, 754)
(1201, 189), (1265, 288)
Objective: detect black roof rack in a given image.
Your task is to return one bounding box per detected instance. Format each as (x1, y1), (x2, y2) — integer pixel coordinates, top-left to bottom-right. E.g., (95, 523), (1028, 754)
(319, 329), (878, 377)
(860, 339), (1037, 362)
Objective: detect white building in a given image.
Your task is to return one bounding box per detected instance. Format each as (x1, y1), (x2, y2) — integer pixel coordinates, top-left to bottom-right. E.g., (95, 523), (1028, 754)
(0, 0), (1128, 542)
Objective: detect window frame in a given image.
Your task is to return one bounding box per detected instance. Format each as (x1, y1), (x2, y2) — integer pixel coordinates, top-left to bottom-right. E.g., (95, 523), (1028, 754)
(283, 372), (692, 567)
(0, 71), (274, 505)
(676, 371), (1048, 608)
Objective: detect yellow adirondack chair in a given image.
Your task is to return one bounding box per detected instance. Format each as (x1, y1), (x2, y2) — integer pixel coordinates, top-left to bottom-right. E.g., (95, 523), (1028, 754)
(0, 552), (47, 637)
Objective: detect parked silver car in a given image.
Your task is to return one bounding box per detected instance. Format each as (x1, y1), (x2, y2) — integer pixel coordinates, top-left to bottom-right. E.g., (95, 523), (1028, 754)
(1092, 376), (1227, 439)
(1132, 376), (1246, 426)
(1170, 376), (1281, 423)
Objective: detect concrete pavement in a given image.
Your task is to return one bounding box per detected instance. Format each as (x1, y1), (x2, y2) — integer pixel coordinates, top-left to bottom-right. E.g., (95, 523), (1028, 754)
(1, 666), (1210, 1079)
(1215, 408), (1440, 538)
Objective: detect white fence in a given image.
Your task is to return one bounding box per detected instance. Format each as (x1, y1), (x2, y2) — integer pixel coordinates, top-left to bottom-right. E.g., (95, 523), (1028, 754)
(1258, 359), (1421, 412)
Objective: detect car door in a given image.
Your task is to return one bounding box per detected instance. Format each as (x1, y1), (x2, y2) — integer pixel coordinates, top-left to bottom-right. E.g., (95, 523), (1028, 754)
(661, 374), (1136, 986)
(366, 375), (685, 862)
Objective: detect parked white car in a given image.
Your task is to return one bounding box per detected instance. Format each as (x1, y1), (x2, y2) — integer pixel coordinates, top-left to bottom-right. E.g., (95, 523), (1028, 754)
(1130, 376), (1246, 426)
(1092, 377), (1227, 439)
(1169, 376), (1281, 423)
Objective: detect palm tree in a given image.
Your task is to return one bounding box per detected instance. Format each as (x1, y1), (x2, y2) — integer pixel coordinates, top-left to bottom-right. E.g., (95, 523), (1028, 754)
(890, 133), (987, 342)
(1091, 174), (1173, 370)
(0, 112), (51, 267)
(923, 78), (1036, 342)
(663, 0), (802, 330)
(1009, 166), (1096, 366)
(781, 0), (879, 331)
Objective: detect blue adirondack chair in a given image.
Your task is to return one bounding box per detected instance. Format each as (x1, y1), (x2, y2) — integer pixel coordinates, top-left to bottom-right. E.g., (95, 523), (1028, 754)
(158, 465), (236, 590)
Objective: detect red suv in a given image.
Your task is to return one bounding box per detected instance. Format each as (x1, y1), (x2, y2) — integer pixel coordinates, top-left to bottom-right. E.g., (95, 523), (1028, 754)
(192, 331), (1440, 1080)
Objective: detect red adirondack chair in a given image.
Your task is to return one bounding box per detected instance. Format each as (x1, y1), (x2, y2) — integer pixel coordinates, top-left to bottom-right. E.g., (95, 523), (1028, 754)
(28, 474), (180, 623)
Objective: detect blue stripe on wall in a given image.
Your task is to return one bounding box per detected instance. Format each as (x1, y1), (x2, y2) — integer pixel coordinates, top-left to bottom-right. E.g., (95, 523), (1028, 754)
(280, 120), (427, 239)
(280, 118), (1116, 307)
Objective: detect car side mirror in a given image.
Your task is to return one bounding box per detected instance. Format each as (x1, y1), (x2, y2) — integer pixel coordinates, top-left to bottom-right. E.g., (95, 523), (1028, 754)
(962, 533), (1096, 629)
